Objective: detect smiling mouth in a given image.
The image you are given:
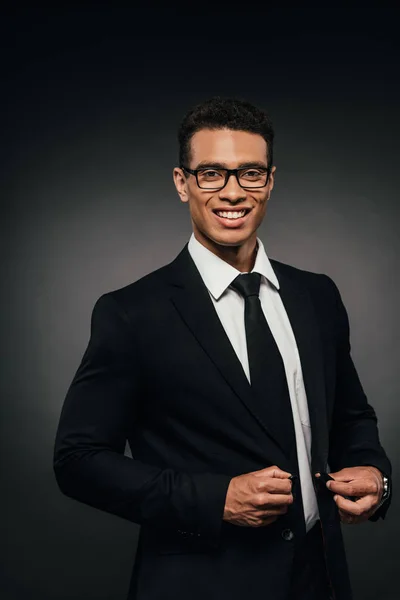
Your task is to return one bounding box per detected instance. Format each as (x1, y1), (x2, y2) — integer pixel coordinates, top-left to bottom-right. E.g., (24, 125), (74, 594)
(213, 208), (251, 220)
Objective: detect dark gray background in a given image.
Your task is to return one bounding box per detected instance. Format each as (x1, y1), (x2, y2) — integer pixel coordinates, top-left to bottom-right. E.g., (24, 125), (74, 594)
(2, 5), (399, 599)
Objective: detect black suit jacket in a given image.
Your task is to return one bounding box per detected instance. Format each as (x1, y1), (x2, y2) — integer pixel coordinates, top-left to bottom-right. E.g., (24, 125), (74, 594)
(53, 243), (392, 600)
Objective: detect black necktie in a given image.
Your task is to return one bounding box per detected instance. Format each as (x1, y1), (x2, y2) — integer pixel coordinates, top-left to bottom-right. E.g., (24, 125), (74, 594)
(230, 272), (296, 455)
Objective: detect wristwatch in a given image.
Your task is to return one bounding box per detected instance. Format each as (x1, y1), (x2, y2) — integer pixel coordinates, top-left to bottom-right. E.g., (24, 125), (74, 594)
(377, 472), (390, 509)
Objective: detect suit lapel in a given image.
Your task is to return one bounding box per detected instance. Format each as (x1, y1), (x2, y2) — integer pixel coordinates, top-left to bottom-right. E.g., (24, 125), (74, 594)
(166, 244), (328, 473)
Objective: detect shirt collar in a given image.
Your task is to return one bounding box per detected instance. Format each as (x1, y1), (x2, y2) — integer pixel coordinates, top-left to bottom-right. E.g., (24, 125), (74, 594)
(187, 232), (280, 300)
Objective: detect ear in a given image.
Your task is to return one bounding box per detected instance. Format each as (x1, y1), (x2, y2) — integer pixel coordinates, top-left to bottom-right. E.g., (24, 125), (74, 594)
(173, 167), (189, 203)
(267, 165), (276, 193)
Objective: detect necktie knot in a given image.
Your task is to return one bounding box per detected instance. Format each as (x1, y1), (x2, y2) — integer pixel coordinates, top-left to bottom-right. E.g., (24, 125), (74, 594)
(231, 272), (261, 298)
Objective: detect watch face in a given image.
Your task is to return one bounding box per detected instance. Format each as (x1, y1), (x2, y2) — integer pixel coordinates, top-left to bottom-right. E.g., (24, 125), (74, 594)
(382, 476), (389, 499)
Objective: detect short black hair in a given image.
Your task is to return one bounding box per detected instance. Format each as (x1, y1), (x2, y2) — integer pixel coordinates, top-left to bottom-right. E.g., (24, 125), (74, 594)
(178, 96), (274, 169)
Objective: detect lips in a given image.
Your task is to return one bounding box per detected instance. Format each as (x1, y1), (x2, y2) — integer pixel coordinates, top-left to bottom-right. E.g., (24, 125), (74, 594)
(212, 208), (252, 215)
(212, 208), (252, 228)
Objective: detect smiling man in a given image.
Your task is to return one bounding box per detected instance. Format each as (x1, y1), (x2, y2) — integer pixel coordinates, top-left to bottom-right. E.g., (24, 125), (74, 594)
(54, 97), (392, 600)
(175, 127), (274, 274)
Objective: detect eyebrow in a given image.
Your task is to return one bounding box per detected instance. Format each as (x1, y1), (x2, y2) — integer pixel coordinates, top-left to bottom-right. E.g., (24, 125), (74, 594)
(194, 161), (269, 170)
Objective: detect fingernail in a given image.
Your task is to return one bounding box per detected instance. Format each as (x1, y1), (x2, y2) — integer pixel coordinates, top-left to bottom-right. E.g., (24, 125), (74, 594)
(326, 481), (331, 489)
(334, 495), (338, 501)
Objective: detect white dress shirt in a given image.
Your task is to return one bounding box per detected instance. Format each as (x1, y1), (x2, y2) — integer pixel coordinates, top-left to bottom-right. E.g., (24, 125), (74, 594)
(188, 232), (320, 532)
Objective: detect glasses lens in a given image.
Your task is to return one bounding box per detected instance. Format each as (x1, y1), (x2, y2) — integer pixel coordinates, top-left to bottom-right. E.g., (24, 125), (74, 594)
(238, 168), (268, 188)
(197, 169), (226, 189)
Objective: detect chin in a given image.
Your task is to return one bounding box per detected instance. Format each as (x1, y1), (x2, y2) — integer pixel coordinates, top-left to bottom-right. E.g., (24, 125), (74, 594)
(208, 230), (254, 247)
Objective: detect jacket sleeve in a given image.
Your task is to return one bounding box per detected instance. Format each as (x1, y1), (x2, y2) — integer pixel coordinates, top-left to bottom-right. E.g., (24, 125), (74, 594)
(53, 292), (232, 545)
(324, 275), (392, 521)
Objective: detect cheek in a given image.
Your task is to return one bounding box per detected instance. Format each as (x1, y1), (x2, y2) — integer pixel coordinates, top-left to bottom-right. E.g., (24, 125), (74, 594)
(189, 195), (213, 218)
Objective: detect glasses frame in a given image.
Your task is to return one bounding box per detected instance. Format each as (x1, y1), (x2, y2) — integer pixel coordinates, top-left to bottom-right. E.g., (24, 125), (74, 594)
(180, 165), (272, 190)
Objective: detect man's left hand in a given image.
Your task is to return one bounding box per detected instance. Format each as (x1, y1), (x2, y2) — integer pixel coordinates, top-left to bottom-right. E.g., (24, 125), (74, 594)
(315, 466), (384, 524)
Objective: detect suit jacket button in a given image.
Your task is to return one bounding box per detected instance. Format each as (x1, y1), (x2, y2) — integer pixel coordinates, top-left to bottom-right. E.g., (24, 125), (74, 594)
(281, 528), (294, 541)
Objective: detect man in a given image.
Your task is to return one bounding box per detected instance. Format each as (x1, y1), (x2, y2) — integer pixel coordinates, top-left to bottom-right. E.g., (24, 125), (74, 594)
(53, 97), (392, 600)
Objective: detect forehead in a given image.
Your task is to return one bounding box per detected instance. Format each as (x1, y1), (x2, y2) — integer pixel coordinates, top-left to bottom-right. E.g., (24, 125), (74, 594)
(189, 128), (268, 167)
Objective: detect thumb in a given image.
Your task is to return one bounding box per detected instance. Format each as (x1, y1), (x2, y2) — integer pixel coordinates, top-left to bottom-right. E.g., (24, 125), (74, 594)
(326, 468), (354, 482)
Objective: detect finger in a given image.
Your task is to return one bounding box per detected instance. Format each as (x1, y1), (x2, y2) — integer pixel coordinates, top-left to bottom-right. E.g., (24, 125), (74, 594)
(258, 493), (294, 507)
(270, 468), (293, 479)
(328, 479), (377, 497)
(253, 466), (293, 479)
(333, 494), (376, 516)
(262, 479), (293, 494)
(328, 468), (366, 482)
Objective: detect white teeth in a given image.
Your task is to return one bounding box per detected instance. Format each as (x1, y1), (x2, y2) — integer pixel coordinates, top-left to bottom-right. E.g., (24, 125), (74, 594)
(216, 210), (246, 219)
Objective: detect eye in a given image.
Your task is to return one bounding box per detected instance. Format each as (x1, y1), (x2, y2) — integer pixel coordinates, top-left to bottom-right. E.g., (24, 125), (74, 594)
(201, 170), (222, 178)
(197, 169), (226, 182)
(242, 169), (263, 179)
(239, 169), (268, 181)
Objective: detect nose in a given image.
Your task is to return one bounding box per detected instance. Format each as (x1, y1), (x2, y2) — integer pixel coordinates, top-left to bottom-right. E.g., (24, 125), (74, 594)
(218, 173), (246, 202)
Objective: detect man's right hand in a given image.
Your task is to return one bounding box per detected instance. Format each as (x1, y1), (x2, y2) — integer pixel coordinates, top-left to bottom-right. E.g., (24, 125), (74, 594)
(223, 466), (294, 527)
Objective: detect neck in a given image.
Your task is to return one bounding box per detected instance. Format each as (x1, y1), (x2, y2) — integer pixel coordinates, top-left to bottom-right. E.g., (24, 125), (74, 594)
(193, 230), (258, 273)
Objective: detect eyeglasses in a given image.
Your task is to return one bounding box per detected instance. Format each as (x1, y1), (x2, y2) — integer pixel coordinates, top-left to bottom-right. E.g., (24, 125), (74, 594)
(180, 165), (272, 190)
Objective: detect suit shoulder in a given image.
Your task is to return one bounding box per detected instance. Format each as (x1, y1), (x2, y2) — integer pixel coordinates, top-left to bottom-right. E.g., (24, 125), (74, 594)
(269, 257), (329, 282)
(269, 257), (339, 300)
(92, 260), (174, 314)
